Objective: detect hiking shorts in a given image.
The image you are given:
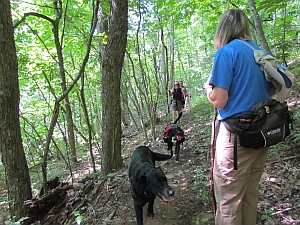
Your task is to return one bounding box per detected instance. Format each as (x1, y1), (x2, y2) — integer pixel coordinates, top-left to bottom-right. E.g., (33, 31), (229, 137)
(171, 100), (183, 111)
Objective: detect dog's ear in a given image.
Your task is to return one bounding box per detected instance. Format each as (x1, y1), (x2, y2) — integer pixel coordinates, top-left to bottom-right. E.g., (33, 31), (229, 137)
(138, 175), (147, 184)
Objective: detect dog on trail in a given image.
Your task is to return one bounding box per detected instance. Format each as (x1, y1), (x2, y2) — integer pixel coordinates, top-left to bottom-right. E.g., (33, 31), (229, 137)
(128, 146), (174, 225)
(163, 112), (185, 162)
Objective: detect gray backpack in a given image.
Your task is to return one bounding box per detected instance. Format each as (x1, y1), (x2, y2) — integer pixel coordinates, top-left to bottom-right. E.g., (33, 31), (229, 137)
(237, 39), (293, 95)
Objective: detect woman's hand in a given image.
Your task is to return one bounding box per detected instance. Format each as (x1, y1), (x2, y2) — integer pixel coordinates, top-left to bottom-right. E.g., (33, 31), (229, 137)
(204, 75), (213, 94)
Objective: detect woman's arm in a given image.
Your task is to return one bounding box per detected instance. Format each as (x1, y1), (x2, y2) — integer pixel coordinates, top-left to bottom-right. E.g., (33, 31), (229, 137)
(206, 86), (228, 110)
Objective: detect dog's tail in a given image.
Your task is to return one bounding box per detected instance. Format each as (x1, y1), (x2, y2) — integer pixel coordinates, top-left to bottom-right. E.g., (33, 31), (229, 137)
(151, 151), (172, 161)
(174, 112), (182, 124)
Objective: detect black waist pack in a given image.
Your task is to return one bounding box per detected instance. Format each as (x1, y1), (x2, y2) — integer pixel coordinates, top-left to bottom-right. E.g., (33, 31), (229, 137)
(222, 99), (292, 170)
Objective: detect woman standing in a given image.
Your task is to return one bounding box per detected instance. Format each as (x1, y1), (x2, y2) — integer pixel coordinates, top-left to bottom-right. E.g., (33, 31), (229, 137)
(205, 9), (294, 225)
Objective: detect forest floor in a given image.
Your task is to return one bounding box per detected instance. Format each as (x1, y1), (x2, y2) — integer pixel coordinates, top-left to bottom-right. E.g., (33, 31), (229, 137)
(1, 96), (300, 225)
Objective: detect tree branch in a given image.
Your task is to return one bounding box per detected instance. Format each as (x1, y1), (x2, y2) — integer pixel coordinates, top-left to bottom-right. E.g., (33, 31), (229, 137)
(13, 12), (54, 29)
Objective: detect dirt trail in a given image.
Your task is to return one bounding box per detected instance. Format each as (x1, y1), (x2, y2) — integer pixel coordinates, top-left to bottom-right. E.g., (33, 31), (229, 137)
(65, 108), (216, 225)
(90, 108), (216, 225)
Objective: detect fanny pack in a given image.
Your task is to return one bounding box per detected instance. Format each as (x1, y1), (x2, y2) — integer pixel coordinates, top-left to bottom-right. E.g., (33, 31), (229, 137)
(222, 99), (292, 170)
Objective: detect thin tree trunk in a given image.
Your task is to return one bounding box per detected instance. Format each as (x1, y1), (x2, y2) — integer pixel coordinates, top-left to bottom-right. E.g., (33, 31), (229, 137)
(123, 53), (145, 130)
(160, 26), (170, 114)
(52, 1), (77, 163)
(78, 1), (100, 174)
(170, 19), (175, 85)
(120, 81), (130, 127)
(248, 0), (272, 55)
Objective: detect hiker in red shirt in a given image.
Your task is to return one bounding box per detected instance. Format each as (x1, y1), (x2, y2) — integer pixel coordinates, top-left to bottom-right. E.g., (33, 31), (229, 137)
(179, 81), (188, 109)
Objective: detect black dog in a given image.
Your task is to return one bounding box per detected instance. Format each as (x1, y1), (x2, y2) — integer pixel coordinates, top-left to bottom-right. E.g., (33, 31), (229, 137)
(128, 146), (174, 225)
(163, 112), (185, 161)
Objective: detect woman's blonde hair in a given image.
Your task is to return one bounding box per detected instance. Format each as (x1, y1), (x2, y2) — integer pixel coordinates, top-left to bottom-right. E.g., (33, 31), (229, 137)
(214, 9), (251, 49)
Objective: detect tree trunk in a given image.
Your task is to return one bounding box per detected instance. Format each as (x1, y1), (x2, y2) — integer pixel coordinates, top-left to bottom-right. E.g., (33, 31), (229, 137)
(248, 0), (272, 55)
(52, 1), (78, 163)
(170, 19), (175, 86)
(100, 0), (128, 176)
(160, 26), (170, 114)
(120, 81), (130, 127)
(0, 1), (32, 220)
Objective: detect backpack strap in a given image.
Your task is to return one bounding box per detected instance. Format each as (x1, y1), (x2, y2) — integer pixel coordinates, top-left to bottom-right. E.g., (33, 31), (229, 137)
(236, 39), (291, 95)
(223, 117), (249, 170)
(233, 133), (238, 170)
(236, 39), (256, 50)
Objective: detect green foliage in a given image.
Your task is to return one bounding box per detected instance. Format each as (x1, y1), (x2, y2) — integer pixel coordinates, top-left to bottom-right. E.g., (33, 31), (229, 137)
(259, 201), (275, 223)
(11, 1), (102, 165)
(193, 166), (211, 203)
(192, 94), (214, 120)
(86, 171), (102, 179)
(5, 217), (30, 225)
(290, 109), (300, 143)
(73, 211), (87, 225)
(257, 0), (288, 12)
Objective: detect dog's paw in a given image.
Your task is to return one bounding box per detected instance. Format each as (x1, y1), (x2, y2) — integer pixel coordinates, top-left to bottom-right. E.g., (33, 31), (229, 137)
(147, 212), (154, 218)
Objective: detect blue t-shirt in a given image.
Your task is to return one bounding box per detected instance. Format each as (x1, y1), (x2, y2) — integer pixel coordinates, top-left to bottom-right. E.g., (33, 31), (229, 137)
(210, 39), (270, 120)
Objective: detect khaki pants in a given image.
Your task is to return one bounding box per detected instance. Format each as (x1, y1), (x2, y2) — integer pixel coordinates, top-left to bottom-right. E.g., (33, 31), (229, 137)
(213, 122), (269, 225)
